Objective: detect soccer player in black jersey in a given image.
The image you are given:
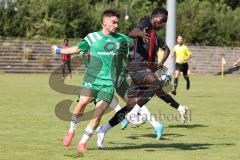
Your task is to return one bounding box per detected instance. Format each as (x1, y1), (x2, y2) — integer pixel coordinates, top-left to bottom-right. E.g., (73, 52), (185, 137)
(96, 8), (187, 149)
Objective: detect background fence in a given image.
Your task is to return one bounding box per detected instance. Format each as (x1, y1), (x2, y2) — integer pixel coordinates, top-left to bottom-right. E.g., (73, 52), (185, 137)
(0, 40), (240, 74)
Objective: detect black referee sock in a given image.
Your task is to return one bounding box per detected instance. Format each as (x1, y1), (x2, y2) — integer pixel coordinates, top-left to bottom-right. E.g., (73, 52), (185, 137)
(109, 106), (133, 127)
(158, 93), (180, 109)
(184, 76), (190, 89)
(183, 75), (190, 82)
(173, 78), (179, 91)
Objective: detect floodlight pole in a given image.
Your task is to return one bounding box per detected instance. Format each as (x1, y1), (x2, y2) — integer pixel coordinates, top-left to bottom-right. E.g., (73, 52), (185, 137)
(125, 5), (129, 20)
(166, 0), (176, 74)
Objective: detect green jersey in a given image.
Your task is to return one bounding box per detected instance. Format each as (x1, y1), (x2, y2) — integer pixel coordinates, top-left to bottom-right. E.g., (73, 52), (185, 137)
(77, 31), (133, 87)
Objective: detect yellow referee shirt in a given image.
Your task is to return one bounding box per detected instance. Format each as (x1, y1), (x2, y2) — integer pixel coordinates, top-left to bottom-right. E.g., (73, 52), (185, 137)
(173, 44), (192, 64)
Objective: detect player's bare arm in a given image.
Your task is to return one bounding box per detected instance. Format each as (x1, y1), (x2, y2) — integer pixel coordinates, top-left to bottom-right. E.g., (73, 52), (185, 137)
(185, 53), (192, 61)
(51, 45), (80, 55)
(233, 58), (240, 66)
(158, 46), (170, 67)
(129, 27), (150, 43)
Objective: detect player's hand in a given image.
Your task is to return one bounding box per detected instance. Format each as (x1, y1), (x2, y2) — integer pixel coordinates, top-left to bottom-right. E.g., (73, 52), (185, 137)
(157, 61), (164, 68)
(51, 45), (57, 52)
(141, 27), (150, 43)
(233, 62), (238, 67)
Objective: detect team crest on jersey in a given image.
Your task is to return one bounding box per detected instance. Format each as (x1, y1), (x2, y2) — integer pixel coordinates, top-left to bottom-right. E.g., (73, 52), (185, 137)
(104, 41), (120, 51)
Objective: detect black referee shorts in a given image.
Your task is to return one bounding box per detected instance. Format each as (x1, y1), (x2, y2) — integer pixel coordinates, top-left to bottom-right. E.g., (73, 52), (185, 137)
(176, 63), (189, 75)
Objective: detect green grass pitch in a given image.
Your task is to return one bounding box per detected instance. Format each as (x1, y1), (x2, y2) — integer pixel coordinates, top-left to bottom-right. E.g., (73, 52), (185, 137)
(0, 74), (240, 160)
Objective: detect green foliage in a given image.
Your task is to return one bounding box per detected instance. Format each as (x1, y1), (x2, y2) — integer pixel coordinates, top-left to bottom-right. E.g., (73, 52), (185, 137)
(0, 0), (240, 46)
(177, 0), (240, 46)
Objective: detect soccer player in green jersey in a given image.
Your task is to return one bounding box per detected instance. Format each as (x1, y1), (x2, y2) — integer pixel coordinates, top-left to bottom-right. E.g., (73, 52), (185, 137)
(51, 9), (132, 153)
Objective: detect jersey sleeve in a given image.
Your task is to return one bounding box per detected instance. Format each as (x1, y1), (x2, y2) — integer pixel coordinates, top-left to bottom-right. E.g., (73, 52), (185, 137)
(173, 45), (176, 53)
(138, 17), (151, 30)
(77, 39), (90, 56)
(185, 46), (192, 57)
(116, 34), (133, 59)
(124, 35), (133, 44)
(118, 33), (133, 44)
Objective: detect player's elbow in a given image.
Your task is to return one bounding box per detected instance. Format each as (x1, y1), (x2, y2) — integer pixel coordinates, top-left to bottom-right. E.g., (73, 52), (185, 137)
(188, 54), (192, 59)
(128, 28), (140, 38)
(71, 46), (80, 54)
(128, 31), (135, 38)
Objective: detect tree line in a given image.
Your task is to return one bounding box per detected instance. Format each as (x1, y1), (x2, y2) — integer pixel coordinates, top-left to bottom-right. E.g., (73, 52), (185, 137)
(0, 0), (240, 46)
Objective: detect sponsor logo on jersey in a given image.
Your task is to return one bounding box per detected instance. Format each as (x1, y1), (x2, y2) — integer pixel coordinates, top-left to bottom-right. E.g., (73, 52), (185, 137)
(97, 51), (117, 55)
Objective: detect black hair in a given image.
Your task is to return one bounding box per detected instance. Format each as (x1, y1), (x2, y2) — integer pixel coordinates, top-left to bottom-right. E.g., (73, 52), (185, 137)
(177, 34), (184, 39)
(101, 9), (120, 22)
(151, 8), (168, 17)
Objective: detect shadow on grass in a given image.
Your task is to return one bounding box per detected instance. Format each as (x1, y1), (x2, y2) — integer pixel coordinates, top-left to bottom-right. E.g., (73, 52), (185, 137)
(125, 133), (184, 140)
(190, 95), (214, 98)
(168, 124), (208, 129)
(104, 142), (214, 151)
(104, 142), (234, 151)
(67, 143), (234, 153)
(64, 151), (84, 158)
(108, 142), (136, 145)
(62, 147), (90, 158)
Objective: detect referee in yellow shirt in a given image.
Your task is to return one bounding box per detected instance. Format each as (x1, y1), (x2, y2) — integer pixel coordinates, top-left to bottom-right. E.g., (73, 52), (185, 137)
(172, 35), (192, 95)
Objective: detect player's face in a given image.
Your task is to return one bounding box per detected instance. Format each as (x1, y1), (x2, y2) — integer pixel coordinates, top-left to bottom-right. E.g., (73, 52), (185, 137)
(177, 36), (184, 45)
(152, 13), (168, 30)
(102, 16), (119, 33)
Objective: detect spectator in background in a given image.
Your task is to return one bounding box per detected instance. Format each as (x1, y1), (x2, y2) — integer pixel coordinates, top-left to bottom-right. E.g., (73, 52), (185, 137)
(61, 38), (72, 80)
(171, 35), (192, 95)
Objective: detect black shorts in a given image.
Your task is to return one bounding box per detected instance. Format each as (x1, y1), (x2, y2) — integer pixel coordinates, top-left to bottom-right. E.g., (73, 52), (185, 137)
(176, 63), (188, 75)
(116, 79), (129, 99)
(127, 63), (155, 98)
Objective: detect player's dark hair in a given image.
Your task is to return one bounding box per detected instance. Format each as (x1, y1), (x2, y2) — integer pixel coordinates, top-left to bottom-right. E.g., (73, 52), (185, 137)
(151, 8), (168, 16)
(177, 34), (184, 39)
(101, 9), (120, 22)
(64, 38), (68, 42)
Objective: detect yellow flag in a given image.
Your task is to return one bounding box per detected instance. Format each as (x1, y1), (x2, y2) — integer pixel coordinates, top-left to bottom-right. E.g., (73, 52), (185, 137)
(221, 57), (226, 65)
(221, 57), (226, 78)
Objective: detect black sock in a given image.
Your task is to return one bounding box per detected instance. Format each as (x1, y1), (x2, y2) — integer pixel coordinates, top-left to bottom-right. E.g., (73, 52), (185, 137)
(109, 106), (133, 127)
(159, 93), (180, 109)
(184, 76), (190, 83)
(184, 76), (190, 89)
(173, 78), (179, 91)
